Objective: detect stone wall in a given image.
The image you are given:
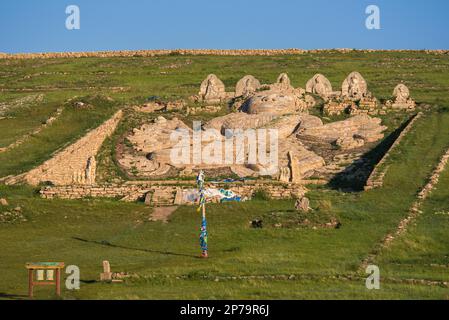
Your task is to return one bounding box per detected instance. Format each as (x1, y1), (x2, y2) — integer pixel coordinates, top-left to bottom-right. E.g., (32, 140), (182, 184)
(1, 49), (448, 60)
(39, 180), (307, 206)
(365, 112), (423, 190)
(23, 110), (123, 186)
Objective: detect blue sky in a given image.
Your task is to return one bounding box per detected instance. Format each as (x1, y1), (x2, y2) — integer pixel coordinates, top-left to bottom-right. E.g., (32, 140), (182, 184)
(0, 0), (448, 53)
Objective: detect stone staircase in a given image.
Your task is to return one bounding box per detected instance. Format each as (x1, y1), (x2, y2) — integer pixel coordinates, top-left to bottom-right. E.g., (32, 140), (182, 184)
(148, 188), (176, 206)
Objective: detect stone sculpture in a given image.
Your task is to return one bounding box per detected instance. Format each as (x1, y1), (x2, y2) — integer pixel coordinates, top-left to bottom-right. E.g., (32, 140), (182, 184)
(295, 197), (311, 212)
(306, 74), (333, 98)
(243, 91), (307, 115)
(198, 74), (227, 103)
(341, 72), (368, 100)
(235, 75), (261, 97)
(391, 83), (416, 110)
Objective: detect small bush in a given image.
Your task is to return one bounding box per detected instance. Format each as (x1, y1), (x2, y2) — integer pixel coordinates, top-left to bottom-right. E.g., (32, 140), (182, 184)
(252, 189), (271, 201)
(316, 199), (332, 212)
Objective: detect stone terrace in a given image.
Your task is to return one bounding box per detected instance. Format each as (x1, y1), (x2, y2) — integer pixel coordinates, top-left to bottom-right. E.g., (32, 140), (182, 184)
(40, 180), (307, 206)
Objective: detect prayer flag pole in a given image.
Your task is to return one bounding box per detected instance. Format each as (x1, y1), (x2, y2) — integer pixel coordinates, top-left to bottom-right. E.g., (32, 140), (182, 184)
(197, 170), (208, 258)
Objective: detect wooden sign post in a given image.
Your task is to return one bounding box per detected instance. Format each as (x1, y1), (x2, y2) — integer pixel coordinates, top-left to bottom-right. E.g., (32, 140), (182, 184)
(26, 262), (65, 298)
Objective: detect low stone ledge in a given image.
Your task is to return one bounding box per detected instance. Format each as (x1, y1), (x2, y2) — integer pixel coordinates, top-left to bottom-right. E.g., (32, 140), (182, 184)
(39, 182), (307, 206)
(365, 112), (422, 190)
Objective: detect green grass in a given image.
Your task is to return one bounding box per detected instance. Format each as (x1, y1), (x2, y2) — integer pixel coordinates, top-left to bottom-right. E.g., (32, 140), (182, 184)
(376, 145), (449, 282)
(1, 109), (449, 299)
(1, 52), (449, 299)
(0, 94), (118, 177)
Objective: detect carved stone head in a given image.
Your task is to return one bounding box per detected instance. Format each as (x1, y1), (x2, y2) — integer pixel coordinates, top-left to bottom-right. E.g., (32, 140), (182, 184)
(306, 74), (333, 97)
(341, 72), (368, 100)
(393, 83), (410, 104)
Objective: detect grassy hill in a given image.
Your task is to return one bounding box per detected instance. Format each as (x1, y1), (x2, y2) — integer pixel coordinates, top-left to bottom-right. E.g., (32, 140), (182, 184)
(0, 51), (449, 299)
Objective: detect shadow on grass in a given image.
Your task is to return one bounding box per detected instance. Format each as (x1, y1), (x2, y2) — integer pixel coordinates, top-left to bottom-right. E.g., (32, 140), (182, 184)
(72, 237), (201, 259)
(328, 114), (418, 192)
(0, 292), (28, 300)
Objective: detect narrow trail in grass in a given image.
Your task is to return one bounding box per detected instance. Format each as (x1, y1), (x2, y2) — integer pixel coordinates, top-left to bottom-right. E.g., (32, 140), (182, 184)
(150, 206), (179, 222)
(0, 107), (64, 153)
(359, 116), (449, 270)
(131, 272), (449, 288)
(370, 118), (449, 281)
(0, 105), (118, 178)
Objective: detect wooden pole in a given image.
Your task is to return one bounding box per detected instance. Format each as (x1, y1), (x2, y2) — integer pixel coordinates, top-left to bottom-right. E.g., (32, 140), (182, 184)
(202, 201), (206, 219)
(28, 269), (33, 299)
(55, 268), (61, 296)
(201, 201), (208, 258)
(198, 171), (208, 258)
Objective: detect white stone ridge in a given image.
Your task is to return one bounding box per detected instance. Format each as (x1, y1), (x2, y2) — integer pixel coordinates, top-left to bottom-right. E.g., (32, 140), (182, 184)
(23, 110), (123, 186)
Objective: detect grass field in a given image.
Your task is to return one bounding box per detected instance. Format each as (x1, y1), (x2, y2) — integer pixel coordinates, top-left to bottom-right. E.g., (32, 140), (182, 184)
(0, 52), (449, 299)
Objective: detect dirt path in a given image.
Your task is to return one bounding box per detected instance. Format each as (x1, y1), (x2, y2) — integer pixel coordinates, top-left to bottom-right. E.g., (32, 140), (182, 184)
(149, 206), (179, 223)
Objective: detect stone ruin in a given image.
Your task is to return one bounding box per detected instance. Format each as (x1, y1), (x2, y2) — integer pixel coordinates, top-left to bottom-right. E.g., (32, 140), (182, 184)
(2, 70), (417, 197)
(199, 74), (226, 103)
(192, 74), (234, 104)
(274, 73), (293, 90)
(119, 116), (191, 177)
(242, 90), (308, 115)
(335, 72), (378, 115)
(239, 73), (311, 115)
(134, 99), (186, 113)
(386, 83), (416, 110)
(235, 75), (261, 98)
(117, 73), (389, 184)
(306, 74), (334, 98)
(297, 114), (387, 148)
(18, 110), (123, 186)
(313, 72), (416, 117)
(322, 100), (355, 116)
(73, 156), (97, 185)
(295, 197), (311, 213)
(341, 72), (369, 100)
